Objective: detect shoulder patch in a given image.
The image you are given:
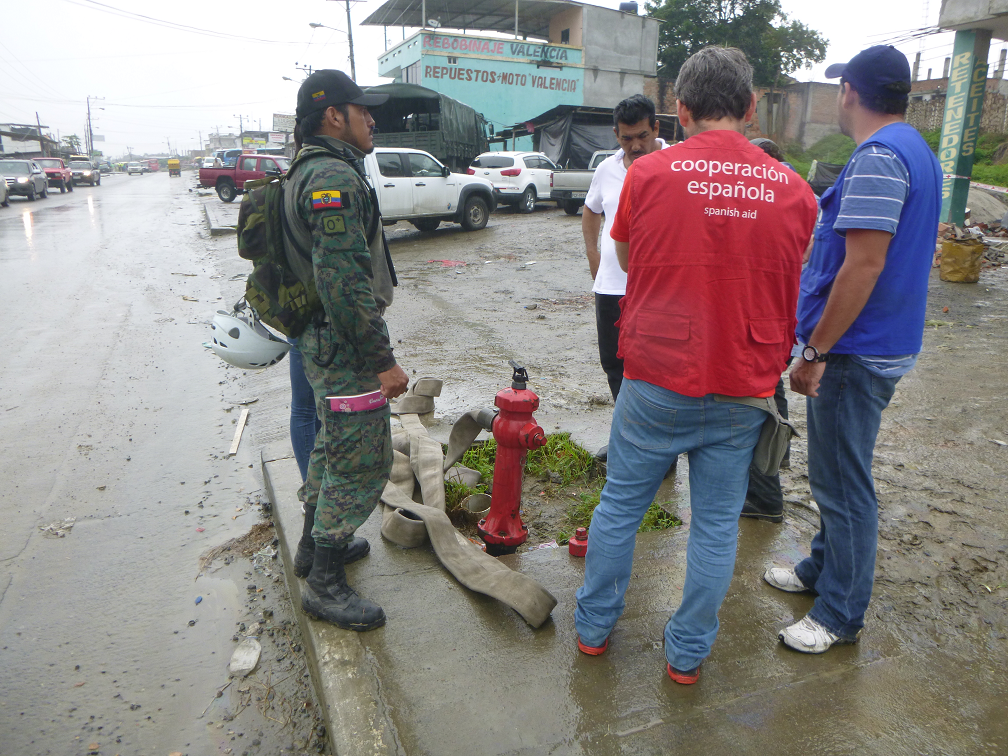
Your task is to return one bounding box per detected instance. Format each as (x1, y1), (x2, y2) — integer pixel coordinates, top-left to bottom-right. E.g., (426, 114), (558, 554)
(322, 215), (346, 235)
(312, 190), (345, 211)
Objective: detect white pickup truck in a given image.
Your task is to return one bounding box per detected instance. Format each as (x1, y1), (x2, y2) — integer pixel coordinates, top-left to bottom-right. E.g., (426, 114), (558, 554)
(549, 150), (617, 215)
(367, 147), (495, 232)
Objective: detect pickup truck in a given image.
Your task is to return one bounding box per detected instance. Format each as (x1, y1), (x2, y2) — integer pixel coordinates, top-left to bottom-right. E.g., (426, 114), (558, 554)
(34, 158), (74, 193)
(202, 147), (494, 232)
(198, 153), (290, 202)
(368, 147), (494, 232)
(549, 150), (617, 215)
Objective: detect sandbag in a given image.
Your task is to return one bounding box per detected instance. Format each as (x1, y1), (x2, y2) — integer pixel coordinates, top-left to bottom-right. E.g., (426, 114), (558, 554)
(940, 239), (985, 283)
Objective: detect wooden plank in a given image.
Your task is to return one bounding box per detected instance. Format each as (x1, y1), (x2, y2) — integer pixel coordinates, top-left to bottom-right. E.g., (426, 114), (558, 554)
(228, 408), (249, 457)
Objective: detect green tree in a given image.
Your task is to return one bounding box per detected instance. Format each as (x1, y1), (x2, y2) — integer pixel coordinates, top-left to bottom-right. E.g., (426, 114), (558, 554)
(647, 0), (827, 88)
(62, 134), (82, 153)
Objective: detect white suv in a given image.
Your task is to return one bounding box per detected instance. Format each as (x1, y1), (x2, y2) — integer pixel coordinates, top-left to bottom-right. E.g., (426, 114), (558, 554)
(365, 148), (495, 232)
(469, 151), (558, 213)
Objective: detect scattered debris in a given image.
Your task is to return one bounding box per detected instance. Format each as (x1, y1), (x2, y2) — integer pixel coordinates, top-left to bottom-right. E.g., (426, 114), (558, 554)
(197, 521), (275, 574)
(195, 595), (203, 605)
(228, 407), (249, 456)
(181, 295), (199, 302)
(39, 517), (76, 538)
(229, 638), (262, 677)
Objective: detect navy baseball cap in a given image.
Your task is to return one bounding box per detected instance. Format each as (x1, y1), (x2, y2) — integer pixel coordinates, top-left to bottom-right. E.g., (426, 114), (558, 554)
(296, 69), (388, 119)
(824, 45), (912, 98)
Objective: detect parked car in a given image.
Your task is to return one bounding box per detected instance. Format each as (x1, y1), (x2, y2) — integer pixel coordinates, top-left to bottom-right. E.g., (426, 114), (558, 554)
(0, 159), (49, 200)
(69, 160), (100, 186)
(368, 147), (494, 232)
(34, 157), (74, 193)
(127, 162), (143, 176)
(198, 153), (290, 202)
(0, 179), (8, 207)
(550, 150), (618, 215)
(468, 151), (558, 213)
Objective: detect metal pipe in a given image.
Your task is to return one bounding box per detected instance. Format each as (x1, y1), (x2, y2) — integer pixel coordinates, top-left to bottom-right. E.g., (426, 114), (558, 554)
(514, 0), (519, 38)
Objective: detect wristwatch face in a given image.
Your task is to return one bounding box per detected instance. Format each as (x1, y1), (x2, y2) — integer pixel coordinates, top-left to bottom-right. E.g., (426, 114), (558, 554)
(802, 345), (818, 362)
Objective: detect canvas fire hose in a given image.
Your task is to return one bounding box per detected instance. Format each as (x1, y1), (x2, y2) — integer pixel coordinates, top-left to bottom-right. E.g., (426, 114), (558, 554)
(380, 377), (557, 628)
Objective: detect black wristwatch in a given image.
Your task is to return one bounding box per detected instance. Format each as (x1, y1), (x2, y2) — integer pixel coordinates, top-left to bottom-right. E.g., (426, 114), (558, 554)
(802, 344), (829, 363)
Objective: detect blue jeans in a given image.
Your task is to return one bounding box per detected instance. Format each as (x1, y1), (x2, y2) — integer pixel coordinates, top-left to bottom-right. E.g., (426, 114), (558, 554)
(289, 344), (322, 483)
(574, 379), (764, 671)
(795, 356), (898, 640)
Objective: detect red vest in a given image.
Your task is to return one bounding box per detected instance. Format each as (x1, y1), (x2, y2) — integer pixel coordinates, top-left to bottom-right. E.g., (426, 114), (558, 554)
(618, 130), (817, 398)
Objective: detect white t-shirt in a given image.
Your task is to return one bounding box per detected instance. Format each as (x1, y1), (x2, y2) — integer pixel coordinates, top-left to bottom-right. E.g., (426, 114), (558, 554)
(584, 140), (667, 295)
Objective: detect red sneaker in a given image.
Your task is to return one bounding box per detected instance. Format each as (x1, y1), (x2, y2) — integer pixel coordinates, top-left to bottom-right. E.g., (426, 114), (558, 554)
(577, 635), (609, 656)
(667, 663), (700, 684)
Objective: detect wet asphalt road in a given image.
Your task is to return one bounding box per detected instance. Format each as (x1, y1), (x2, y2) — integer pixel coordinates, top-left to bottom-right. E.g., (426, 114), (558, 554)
(0, 173), (286, 754)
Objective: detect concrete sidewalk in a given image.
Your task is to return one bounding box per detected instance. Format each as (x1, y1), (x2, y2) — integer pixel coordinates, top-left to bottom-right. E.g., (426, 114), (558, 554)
(204, 199), (239, 235)
(262, 443), (1004, 756)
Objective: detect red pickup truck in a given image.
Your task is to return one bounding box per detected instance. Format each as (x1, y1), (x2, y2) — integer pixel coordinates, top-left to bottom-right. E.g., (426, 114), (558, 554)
(198, 153), (290, 203)
(34, 158), (74, 193)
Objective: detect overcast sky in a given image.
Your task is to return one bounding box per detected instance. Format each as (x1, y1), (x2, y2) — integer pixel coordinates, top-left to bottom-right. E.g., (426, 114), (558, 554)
(0, 0), (998, 158)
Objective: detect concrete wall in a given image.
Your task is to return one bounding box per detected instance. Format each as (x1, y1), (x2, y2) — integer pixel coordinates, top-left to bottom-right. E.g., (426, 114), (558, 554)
(939, 0), (1008, 37)
(644, 80), (842, 149)
(549, 6), (583, 47)
(582, 5), (658, 79)
(581, 6), (659, 108)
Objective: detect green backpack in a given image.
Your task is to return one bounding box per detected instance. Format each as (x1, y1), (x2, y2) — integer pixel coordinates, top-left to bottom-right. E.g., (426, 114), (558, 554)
(236, 151), (323, 338)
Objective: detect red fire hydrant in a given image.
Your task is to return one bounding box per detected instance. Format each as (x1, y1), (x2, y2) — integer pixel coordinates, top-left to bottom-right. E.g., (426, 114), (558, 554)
(478, 361), (547, 556)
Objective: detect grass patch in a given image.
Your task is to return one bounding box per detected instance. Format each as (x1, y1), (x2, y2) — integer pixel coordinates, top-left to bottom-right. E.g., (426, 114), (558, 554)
(525, 433), (595, 484)
(783, 133), (857, 180)
(442, 433), (681, 545)
(640, 502), (682, 532)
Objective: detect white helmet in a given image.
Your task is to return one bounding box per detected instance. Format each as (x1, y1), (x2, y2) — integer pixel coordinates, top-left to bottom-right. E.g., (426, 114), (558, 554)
(209, 305), (291, 370)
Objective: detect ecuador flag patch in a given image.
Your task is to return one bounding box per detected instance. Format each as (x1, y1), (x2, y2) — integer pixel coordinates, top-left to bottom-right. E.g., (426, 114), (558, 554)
(311, 190), (343, 210)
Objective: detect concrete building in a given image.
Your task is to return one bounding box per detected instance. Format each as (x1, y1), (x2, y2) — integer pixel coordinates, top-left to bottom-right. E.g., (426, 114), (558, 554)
(0, 124), (58, 158)
(363, 0), (659, 148)
(645, 79), (843, 150)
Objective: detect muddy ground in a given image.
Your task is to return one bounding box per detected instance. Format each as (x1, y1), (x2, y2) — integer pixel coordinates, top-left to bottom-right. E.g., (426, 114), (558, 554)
(232, 194), (1008, 654)
(378, 201), (1008, 651)
(4, 174), (1004, 755)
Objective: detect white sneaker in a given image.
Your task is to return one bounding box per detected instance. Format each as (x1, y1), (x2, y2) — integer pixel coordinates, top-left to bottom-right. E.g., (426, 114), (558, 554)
(778, 615), (843, 654)
(763, 566), (810, 593)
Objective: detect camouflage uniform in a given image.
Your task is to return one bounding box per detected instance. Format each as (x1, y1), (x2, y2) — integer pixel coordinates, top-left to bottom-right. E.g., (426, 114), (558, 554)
(283, 136), (395, 546)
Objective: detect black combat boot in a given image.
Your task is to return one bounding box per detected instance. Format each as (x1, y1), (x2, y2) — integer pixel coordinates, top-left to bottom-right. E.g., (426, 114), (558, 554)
(301, 542), (386, 631)
(293, 505), (371, 578)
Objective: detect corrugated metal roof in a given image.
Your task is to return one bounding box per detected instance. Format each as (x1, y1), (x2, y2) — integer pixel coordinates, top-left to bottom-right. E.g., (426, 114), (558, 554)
(362, 0), (585, 39)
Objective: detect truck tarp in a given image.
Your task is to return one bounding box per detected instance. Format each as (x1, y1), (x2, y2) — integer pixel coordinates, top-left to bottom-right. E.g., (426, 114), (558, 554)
(539, 113), (619, 170)
(807, 159), (844, 196)
(366, 83), (489, 168)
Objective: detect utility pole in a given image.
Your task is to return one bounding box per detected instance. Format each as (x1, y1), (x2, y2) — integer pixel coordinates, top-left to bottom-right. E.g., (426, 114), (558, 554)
(346, 0), (356, 82)
(86, 98), (93, 156)
(36, 112), (45, 157)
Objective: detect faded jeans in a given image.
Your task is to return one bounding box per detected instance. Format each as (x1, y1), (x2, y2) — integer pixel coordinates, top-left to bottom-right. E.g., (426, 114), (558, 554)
(574, 379), (764, 671)
(795, 356), (898, 640)
(289, 344), (322, 483)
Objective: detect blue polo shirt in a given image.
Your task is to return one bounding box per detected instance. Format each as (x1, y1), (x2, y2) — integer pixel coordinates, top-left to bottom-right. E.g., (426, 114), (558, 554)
(796, 123), (942, 376)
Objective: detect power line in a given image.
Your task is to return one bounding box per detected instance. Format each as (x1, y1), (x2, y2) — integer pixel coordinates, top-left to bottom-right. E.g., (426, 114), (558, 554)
(62, 0), (303, 44)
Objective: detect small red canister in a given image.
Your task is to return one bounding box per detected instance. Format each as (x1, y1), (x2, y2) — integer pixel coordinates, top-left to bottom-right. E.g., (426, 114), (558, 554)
(568, 527), (588, 557)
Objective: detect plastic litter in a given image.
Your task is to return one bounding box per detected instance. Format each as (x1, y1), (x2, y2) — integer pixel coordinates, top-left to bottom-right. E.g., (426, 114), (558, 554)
(229, 638), (261, 677)
(195, 596), (203, 605)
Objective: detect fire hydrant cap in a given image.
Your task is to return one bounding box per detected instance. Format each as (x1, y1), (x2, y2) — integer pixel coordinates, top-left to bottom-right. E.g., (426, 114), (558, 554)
(495, 387), (539, 413)
(569, 527), (588, 557)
